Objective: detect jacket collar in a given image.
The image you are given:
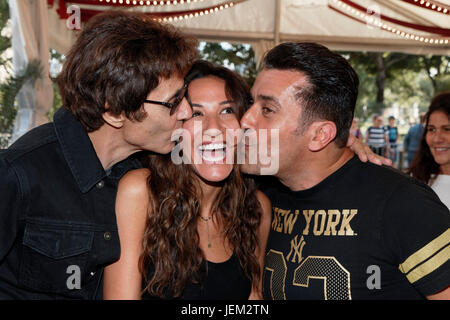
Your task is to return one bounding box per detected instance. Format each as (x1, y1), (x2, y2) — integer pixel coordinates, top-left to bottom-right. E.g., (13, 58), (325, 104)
(53, 107), (107, 193)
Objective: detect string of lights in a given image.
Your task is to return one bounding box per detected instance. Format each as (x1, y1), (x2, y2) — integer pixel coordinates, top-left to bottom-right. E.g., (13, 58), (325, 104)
(334, 0), (450, 36)
(401, 0), (450, 15)
(97, 0), (206, 5)
(150, 1), (241, 22)
(329, 0), (449, 45)
(53, 0), (246, 22)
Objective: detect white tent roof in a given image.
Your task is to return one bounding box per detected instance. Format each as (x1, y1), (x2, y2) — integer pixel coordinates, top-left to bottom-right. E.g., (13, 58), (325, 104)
(48, 0), (450, 58)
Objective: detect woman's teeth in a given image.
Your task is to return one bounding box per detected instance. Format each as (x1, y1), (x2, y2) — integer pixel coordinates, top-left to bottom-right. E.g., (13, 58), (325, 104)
(198, 143), (225, 151)
(198, 143), (226, 162)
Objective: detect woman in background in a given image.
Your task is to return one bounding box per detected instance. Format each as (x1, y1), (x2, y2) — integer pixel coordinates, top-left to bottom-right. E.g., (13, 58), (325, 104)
(409, 92), (450, 210)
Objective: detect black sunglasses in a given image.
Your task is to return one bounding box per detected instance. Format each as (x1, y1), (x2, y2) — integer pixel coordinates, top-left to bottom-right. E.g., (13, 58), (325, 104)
(143, 82), (188, 115)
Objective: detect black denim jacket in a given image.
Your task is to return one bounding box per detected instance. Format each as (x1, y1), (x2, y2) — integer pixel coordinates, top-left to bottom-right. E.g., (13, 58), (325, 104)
(0, 107), (141, 299)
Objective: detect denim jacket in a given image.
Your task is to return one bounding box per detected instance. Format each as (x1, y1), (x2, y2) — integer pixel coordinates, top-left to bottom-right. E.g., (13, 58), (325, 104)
(0, 107), (141, 299)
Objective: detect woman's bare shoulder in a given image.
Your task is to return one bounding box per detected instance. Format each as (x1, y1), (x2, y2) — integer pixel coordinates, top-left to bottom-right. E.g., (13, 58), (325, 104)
(118, 168), (151, 199)
(116, 168), (152, 219)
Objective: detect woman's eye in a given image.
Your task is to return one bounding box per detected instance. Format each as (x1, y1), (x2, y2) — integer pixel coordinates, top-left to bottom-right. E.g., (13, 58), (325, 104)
(427, 127), (436, 133)
(192, 110), (203, 117)
(221, 107), (235, 114)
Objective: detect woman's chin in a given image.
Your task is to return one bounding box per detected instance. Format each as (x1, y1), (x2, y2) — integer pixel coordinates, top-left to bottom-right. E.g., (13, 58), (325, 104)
(194, 165), (233, 183)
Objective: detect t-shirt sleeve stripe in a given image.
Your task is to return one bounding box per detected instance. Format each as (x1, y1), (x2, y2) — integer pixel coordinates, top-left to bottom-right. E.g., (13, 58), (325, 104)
(398, 228), (450, 276)
(405, 245), (450, 284)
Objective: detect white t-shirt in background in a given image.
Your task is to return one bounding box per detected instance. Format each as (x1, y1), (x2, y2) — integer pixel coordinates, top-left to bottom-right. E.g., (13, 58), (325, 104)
(431, 174), (450, 211)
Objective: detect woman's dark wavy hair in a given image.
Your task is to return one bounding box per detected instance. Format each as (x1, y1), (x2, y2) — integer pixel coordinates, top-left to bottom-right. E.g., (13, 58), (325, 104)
(57, 10), (198, 132)
(139, 60), (262, 298)
(409, 91), (450, 184)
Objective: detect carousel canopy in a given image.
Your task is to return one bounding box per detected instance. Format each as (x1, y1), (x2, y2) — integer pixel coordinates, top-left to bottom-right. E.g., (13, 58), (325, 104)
(46, 0), (450, 57)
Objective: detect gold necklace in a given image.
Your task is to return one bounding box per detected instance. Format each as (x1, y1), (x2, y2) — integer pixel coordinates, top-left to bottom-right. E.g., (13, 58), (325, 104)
(200, 216), (212, 248)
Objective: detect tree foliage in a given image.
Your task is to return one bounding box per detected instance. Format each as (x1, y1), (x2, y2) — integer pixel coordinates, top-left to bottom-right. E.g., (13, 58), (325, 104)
(199, 42), (257, 87)
(0, 1), (45, 141)
(0, 0), (10, 60)
(343, 51), (450, 121)
(0, 59), (42, 133)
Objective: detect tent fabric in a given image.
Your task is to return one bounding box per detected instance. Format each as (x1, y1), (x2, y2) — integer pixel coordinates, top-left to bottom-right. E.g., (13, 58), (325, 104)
(10, 0), (53, 144)
(47, 0), (450, 57)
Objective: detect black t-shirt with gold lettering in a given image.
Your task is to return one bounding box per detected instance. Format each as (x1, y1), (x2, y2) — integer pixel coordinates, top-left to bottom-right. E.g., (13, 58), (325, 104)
(261, 156), (450, 300)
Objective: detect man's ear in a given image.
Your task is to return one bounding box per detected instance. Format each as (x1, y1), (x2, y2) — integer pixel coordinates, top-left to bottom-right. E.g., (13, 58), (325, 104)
(102, 103), (126, 129)
(308, 121), (337, 152)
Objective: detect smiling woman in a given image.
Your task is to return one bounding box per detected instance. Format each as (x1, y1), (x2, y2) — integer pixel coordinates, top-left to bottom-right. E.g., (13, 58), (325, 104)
(409, 91), (450, 210)
(103, 60), (272, 300)
(183, 75), (240, 182)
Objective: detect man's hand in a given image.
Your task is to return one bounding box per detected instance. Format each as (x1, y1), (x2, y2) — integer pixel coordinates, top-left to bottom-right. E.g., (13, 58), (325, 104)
(347, 134), (393, 166)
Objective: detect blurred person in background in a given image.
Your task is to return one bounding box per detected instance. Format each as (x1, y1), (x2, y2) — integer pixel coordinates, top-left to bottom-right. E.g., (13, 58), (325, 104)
(350, 117), (362, 140)
(366, 114), (389, 156)
(386, 116), (399, 167)
(404, 112), (426, 168)
(409, 92), (450, 210)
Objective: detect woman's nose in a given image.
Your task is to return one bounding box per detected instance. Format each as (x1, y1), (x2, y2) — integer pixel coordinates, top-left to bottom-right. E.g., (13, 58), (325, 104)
(203, 116), (224, 140)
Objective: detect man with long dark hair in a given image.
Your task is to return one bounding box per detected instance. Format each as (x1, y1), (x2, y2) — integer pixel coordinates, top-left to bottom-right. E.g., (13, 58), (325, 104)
(240, 42), (450, 299)
(0, 11), (197, 299)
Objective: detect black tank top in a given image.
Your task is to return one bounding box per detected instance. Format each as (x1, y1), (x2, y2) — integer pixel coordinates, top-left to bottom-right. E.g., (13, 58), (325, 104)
(142, 253), (251, 300)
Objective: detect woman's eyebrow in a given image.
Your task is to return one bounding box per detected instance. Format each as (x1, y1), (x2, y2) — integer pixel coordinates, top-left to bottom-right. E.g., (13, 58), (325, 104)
(190, 100), (234, 107)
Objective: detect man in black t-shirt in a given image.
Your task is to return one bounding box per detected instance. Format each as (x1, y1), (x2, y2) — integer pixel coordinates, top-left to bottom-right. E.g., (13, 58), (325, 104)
(240, 42), (450, 299)
(260, 158), (448, 299)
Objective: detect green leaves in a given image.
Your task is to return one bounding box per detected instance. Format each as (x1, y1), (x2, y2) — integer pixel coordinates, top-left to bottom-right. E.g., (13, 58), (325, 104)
(342, 51), (450, 121)
(0, 59), (43, 134)
(199, 42), (257, 87)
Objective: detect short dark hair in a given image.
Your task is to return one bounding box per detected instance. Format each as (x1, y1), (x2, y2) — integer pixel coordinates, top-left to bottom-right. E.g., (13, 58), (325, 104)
(263, 42), (359, 147)
(185, 60), (252, 119)
(58, 11), (198, 132)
